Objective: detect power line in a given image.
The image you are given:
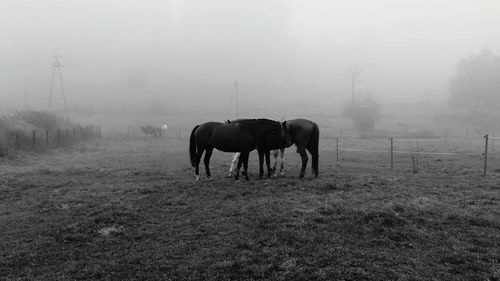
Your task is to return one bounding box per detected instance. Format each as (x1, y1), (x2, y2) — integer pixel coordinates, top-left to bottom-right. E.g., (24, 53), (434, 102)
(47, 55), (69, 120)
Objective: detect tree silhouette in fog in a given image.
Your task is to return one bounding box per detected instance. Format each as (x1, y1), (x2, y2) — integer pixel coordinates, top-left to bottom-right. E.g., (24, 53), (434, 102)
(450, 48), (500, 112)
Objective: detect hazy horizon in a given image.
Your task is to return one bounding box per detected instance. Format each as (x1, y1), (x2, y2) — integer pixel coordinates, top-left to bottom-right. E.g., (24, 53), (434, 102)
(1, 0), (500, 116)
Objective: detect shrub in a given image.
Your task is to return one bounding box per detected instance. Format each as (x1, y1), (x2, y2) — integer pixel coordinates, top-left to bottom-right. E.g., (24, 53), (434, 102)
(342, 102), (381, 133)
(0, 110), (81, 157)
(13, 110), (74, 131)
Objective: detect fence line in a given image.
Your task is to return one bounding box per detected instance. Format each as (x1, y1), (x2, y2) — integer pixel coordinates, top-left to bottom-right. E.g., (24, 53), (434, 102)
(334, 134), (497, 176)
(339, 147), (480, 156)
(339, 148), (388, 154)
(391, 138), (447, 142)
(1, 125), (101, 153)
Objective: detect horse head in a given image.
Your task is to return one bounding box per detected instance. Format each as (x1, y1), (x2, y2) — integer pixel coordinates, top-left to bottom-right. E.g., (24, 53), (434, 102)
(281, 121), (293, 147)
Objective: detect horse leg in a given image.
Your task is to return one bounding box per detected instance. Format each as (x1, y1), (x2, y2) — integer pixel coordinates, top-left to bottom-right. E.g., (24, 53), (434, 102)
(236, 152), (251, 180)
(241, 152), (250, 181)
(307, 147), (319, 178)
(258, 149), (265, 178)
(265, 150), (272, 178)
(234, 154), (243, 180)
(203, 147), (214, 181)
(194, 148), (204, 181)
(270, 150), (277, 175)
(279, 148), (285, 175)
(297, 146), (308, 178)
(228, 152), (240, 177)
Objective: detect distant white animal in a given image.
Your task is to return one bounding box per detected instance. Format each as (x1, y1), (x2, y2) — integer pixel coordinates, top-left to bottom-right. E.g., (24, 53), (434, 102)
(162, 124), (168, 137)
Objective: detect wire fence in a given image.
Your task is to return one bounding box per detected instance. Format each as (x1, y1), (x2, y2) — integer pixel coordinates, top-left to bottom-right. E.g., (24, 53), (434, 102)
(0, 125), (101, 155)
(325, 131), (500, 176)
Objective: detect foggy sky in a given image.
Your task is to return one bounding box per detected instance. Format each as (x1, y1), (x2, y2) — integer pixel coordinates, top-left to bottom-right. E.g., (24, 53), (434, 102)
(1, 0), (500, 115)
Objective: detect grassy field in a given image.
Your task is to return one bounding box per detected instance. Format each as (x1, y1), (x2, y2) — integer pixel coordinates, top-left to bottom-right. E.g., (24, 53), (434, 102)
(1, 136), (499, 280)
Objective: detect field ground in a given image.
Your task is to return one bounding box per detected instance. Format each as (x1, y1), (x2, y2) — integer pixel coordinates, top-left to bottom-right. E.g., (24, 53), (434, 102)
(1, 136), (499, 280)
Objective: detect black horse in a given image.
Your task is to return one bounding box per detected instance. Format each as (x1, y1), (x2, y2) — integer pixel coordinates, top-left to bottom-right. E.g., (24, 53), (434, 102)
(285, 118), (320, 178)
(227, 119), (291, 178)
(189, 119), (289, 181)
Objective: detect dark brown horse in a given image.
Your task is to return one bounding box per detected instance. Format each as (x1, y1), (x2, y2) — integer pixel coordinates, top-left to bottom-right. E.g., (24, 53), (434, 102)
(285, 118), (320, 178)
(189, 119), (289, 180)
(227, 119), (291, 178)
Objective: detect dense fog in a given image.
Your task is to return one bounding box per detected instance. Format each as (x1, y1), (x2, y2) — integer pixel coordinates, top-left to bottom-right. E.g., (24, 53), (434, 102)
(1, 0), (500, 118)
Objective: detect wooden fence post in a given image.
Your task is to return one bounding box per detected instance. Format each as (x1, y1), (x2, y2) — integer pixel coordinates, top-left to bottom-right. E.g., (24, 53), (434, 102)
(483, 134), (489, 177)
(336, 137), (339, 162)
(390, 137), (394, 170)
(32, 130), (36, 149)
(411, 151), (418, 173)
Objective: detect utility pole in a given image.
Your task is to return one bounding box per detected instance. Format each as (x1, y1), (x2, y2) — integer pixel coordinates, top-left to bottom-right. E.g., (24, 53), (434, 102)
(47, 55), (69, 120)
(233, 80), (239, 118)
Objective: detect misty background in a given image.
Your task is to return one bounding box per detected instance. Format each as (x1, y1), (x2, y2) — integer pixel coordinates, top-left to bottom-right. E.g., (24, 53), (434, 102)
(1, 0), (500, 133)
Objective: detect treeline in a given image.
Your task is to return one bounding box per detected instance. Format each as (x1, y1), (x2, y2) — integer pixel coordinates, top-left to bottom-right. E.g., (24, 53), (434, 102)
(0, 110), (100, 157)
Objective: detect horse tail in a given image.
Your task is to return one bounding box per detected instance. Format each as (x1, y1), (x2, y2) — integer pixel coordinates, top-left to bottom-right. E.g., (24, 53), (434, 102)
(189, 125), (199, 167)
(309, 121), (320, 177)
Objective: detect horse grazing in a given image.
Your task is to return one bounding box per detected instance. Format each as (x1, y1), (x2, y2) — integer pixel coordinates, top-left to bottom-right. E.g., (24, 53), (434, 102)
(228, 148), (286, 177)
(285, 118), (320, 178)
(225, 119), (291, 178)
(141, 125), (161, 137)
(189, 119), (289, 181)
(271, 148), (286, 176)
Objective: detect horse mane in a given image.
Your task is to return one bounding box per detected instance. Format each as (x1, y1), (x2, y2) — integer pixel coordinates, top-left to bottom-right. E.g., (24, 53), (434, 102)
(226, 118), (255, 124)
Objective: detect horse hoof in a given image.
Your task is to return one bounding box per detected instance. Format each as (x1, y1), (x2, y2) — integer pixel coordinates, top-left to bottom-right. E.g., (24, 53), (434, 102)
(208, 177), (213, 181)
(194, 175), (200, 181)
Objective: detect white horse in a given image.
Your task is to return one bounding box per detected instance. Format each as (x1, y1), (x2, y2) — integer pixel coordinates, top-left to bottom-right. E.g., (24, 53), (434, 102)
(228, 148), (286, 177)
(161, 124), (168, 137)
(270, 148), (286, 175)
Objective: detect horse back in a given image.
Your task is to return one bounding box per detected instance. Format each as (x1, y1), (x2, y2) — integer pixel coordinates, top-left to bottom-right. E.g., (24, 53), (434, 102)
(210, 124), (255, 152)
(287, 118), (319, 147)
(233, 119), (286, 149)
(194, 122), (223, 141)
